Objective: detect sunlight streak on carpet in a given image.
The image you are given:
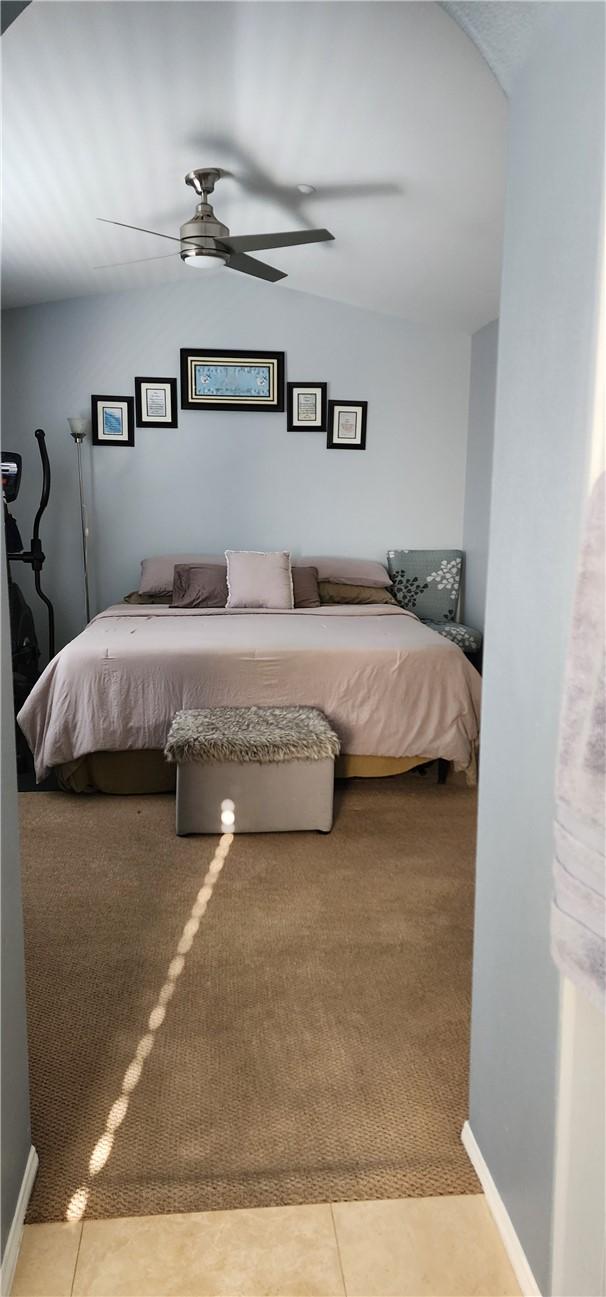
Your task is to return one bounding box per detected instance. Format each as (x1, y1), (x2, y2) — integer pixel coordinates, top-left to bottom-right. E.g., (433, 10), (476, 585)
(65, 824), (235, 1222)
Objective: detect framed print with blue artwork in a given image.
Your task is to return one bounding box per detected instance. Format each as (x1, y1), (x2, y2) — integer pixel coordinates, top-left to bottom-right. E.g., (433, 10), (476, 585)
(91, 395), (135, 446)
(180, 349), (285, 412)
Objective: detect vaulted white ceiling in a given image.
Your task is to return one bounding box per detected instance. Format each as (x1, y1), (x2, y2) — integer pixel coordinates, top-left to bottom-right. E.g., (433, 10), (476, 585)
(441, 1), (545, 94)
(1, 1), (507, 330)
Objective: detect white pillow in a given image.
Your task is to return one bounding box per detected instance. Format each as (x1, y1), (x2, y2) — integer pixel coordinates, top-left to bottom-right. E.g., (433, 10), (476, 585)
(225, 550), (294, 609)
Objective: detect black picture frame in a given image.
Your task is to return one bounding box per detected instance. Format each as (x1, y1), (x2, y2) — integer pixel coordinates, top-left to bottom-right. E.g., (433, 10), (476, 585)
(286, 381), (328, 431)
(180, 348), (285, 412)
(327, 400), (367, 450)
(135, 377), (178, 428)
(91, 395), (135, 447)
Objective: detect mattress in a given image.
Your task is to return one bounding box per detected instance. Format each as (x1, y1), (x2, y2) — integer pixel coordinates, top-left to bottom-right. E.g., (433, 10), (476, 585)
(18, 603), (481, 783)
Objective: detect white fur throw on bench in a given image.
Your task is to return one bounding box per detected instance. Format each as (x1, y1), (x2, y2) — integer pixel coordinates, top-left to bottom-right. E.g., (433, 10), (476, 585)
(164, 706), (340, 766)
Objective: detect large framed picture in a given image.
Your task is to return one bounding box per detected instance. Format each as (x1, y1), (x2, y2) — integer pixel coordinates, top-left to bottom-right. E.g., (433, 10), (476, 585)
(327, 400), (367, 450)
(287, 382), (327, 431)
(180, 349), (285, 412)
(91, 395), (135, 447)
(135, 377), (178, 428)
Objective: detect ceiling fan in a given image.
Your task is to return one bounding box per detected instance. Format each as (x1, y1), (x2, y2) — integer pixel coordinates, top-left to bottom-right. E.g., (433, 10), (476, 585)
(96, 168), (334, 281)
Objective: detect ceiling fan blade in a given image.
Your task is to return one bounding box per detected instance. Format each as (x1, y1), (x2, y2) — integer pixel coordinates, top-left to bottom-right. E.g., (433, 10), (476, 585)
(94, 252), (182, 270)
(96, 217), (183, 244)
(226, 252), (287, 282)
(220, 228), (334, 254)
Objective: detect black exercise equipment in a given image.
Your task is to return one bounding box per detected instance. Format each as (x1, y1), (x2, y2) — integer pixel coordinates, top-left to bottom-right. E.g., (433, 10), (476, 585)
(3, 430), (55, 770)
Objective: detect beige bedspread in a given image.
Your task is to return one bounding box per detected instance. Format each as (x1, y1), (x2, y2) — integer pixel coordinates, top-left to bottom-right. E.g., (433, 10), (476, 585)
(18, 604), (481, 781)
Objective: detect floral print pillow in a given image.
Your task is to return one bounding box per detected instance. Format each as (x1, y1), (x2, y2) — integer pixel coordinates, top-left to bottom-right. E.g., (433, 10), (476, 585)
(387, 550), (463, 622)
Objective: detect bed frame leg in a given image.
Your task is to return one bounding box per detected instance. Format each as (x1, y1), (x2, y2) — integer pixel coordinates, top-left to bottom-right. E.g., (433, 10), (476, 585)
(437, 759), (449, 785)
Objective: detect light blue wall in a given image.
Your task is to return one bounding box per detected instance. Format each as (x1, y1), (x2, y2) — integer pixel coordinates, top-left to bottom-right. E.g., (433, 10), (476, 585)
(2, 277), (471, 652)
(0, 537), (32, 1265)
(462, 319), (498, 630)
(468, 5), (604, 1294)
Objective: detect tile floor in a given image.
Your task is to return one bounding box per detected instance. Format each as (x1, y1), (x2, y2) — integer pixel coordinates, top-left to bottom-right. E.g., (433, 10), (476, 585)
(11, 1194), (520, 1297)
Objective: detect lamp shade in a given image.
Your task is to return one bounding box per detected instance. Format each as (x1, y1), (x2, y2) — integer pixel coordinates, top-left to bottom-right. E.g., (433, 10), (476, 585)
(68, 417), (89, 437)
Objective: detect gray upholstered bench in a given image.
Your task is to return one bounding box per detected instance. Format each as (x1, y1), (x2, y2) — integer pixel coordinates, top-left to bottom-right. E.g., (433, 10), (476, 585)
(164, 705), (340, 835)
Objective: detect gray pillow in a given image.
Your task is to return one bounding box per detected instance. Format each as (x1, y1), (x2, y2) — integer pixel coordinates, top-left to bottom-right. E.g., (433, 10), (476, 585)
(171, 563), (228, 608)
(295, 555), (391, 588)
(139, 554), (225, 597)
(226, 550), (294, 609)
(292, 566), (320, 608)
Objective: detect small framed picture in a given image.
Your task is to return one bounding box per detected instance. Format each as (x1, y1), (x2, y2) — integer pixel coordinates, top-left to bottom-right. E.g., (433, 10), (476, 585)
(135, 377), (178, 428)
(91, 395), (134, 447)
(287, 382), (327, 431)
(327, 400), (367, 450)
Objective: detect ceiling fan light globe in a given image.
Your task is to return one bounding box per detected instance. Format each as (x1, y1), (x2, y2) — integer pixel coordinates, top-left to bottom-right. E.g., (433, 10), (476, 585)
(181, 250), (226, 271)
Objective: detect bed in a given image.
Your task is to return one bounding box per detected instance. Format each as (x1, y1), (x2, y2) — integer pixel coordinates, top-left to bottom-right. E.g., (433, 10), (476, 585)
(18, 601), (481, 793)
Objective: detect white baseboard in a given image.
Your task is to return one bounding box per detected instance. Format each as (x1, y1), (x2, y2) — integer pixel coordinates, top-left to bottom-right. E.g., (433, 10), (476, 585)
(462, 1122), (541, 1297)
(0, 1146), (38, 1297)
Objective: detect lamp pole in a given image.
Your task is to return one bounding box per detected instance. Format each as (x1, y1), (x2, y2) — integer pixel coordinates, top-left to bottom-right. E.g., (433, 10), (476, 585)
(68, 419), (91, 624)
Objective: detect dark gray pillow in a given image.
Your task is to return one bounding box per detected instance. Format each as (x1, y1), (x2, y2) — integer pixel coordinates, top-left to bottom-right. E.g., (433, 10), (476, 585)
(319, 581), (398, 606)
(123, 591), (172, 605)
(292, 566), (320, 608)
(171, 563), (228, 608)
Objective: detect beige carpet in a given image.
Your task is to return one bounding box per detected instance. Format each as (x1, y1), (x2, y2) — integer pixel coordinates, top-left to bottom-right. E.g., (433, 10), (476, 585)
(20, 774), (479, 1224)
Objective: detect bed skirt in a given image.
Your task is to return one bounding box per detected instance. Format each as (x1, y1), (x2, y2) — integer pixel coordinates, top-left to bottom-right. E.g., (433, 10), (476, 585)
(55, 751), (430, 794)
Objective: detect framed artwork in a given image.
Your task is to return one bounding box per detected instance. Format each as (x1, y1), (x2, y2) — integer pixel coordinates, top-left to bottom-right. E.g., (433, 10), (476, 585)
(135, 377), (178, 428)
(91, 395), (135, 447)
(287, 382), (327, 431)
(180, 348), (285, 412)
(327, 400), (367, 450)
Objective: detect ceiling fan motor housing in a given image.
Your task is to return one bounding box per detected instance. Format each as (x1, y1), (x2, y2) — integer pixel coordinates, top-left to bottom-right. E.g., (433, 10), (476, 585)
(179, 201), (230, 263)
(180, 207), (229, 263)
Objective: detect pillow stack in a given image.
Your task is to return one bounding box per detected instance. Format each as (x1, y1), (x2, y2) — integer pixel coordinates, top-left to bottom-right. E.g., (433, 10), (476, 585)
(133, 552), (395, 608)
(294, 556), (396, 606)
